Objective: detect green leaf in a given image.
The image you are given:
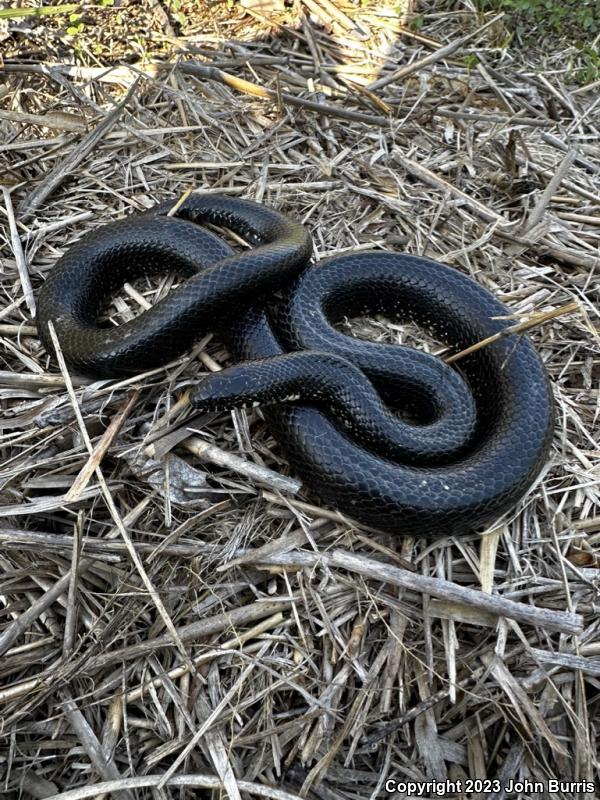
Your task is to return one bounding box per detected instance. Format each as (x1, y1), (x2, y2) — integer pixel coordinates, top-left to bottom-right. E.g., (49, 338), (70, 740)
(0, 4), (78, 19)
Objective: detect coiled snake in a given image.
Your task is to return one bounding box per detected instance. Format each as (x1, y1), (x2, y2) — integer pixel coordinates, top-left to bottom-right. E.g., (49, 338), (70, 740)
(38, 195), (554, 535)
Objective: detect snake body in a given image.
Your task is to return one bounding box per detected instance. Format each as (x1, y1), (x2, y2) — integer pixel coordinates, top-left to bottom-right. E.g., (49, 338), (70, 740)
(38, 195), (554, 535)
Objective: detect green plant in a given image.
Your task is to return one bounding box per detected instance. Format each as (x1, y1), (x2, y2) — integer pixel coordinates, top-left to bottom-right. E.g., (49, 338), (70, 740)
(477, 0), (599, 41)
(66, 10), (84, 36)
(476, 0), (599, 84)
(404, 11), (425, 30)
(573, 43), (600, 83)
(165, 0), (186, 27)
(463, 52), (479, 70)
(0, 4), (78, 19)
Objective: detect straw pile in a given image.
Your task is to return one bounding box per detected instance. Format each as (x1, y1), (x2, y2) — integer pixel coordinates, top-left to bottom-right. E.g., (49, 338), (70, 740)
(1, 2), (599, 798)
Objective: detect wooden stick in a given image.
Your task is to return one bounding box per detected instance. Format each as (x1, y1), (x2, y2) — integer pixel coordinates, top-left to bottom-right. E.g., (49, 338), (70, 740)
(0, 108), (87, 132)
(445, 301), (579, 364)
(65, 390), (139, 502)
(19, 79), (140, 218)
(178, 435), (302, 495)
(89, 601), (292, 670)
(42, 772), (303, 800)
(246, 548), (583, 635)
(523, 148), (578, 233)
(392, 151), (505, 223)
(178, 62), (390, 128)
(45, 322), (196, 675)
(2, 188), (36, 316)
(125, 614), (285, 703)
(0, 569), (76, 657)
(368, 13), (505, 91)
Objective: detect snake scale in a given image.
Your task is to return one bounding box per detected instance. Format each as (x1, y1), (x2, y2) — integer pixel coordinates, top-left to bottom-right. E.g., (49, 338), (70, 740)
(38, 195), (554, 535)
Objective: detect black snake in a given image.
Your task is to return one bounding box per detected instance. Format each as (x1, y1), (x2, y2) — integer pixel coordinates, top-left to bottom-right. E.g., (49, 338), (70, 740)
(38, 195), (554, 535)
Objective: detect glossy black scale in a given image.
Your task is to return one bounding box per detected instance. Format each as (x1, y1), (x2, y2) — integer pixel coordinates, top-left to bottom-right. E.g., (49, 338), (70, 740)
(38, 195), (554, 535)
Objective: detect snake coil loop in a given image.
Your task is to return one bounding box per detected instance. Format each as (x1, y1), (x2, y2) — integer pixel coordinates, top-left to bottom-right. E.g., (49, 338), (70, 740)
(38, 195), (554, 535)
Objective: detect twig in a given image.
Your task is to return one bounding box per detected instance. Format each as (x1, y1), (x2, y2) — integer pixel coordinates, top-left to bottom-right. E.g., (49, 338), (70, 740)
(0, 569), (75, 656)
(176, 435), (302, 495)
(125, 614), (285, 703)
(177, 62), (390, 128)
(59, 689), (133, 800)
(368, 13), (505, 90)
(247, 548), (583, 635)
(2, 188), (36, 316)
(45, 322), (197, 676)
(43, 774), (303, 800)
(494, 228), (599, 270)
(432, 107), (551, 128)
(88, 600), (293, 669)
(64, 390), (139, 502)
(0, 108), (87, 132)
(0, 323), (37, 336)
(530, 648), (600, 677)
(0, 527), (225, 558)
(523, 148), (578, 233)
(62, 512), (83, 659)
(445, 301), (579, 364)
(0, 369), (91, 388)
(392, 151), (505, 224)
(19, 78), (140, 218)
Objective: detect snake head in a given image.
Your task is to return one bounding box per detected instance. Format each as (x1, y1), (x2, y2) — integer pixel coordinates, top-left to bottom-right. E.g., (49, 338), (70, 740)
(188, 353), (331, 414)
(189, 366), (261, 413)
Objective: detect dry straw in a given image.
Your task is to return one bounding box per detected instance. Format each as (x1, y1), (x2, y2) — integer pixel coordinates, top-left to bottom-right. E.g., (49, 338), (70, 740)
(0, 2), (598, 798)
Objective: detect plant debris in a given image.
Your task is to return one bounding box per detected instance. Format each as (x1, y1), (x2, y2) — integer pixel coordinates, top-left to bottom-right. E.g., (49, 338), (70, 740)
(0, 2), (599, 798)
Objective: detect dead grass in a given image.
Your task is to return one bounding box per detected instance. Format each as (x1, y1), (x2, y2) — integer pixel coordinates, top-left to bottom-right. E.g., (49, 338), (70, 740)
(0, 1), (599, 798)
